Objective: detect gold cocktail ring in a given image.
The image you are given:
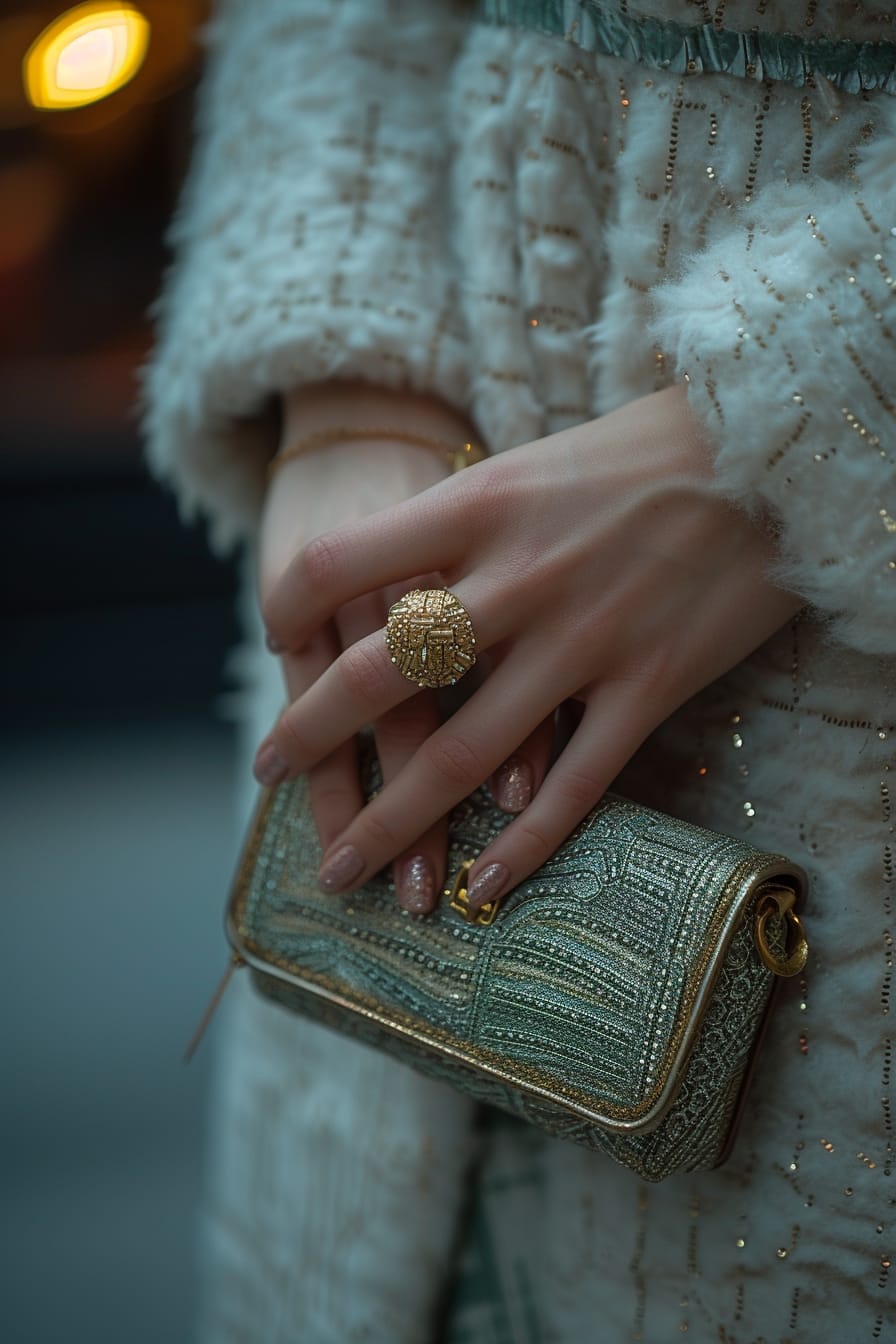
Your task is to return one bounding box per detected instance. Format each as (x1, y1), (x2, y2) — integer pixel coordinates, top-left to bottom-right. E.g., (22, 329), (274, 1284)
(385, 589), (477, 689)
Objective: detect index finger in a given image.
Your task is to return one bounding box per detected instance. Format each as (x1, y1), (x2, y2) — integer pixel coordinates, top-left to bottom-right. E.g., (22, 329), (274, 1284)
(262, 468), (484, 651)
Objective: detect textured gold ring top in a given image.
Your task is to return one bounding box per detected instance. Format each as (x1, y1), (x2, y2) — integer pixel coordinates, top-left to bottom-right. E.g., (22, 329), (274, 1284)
(385, 588), (477, 689)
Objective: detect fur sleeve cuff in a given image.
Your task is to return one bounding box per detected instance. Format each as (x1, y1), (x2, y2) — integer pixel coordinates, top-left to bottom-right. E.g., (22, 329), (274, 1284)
(143, 0), (470, 553)
(649, 104), (896, 654)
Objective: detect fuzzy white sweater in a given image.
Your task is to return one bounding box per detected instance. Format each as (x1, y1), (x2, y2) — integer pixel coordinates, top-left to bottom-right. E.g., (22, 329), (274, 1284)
(145, 3), (896, 1340)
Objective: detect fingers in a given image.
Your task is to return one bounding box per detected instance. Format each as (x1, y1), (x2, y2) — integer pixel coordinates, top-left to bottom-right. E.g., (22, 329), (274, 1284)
(464, 688), (656, 912)
(314, 641), (580, 896)
(316, 678), (656, 916)
(262, 471), (482, 651)
(254, 579), (515, 782)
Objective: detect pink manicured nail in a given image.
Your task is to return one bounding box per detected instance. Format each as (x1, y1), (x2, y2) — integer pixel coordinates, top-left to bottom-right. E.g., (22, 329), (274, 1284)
(253, 743), (290, 787)
(492, 757), (532, 813)
(466, 862), (510, 912)
(398, 856), (436, 915)
(318, 845), (365, 894)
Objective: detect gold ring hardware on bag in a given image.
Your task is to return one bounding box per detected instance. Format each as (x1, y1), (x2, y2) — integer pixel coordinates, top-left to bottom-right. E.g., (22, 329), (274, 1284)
(446, 860), (501, 926)
(754, 885), (808, 978)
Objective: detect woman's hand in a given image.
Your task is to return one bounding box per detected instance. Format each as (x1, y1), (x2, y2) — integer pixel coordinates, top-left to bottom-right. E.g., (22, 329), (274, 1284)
(258, 380), (492, 913)
(257, 384), (801, 912)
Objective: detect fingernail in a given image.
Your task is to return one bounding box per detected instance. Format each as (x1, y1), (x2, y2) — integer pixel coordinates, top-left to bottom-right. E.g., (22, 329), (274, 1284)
(466, 862), (510, 912)
(492, 757), (532, 813)
(265, 631), (286, 654)
(318, 844), (365, 894)
(253, 742), (290, 787)
(398, 856), (436, 915)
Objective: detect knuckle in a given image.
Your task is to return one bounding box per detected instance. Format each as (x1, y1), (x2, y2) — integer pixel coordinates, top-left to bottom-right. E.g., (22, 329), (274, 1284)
(622, 644), (678, 696)
(457, 462), (514, 528)
(276, 711), (313, 764)
(301, 530), (347, 592)
(423, 733), (486, 790)
(555, 767), (603, 812)
(357, 810), (400, 853)
(339, 643), (391, 704)
(515, 818), (554, 857)
(457, 463), (495, 512)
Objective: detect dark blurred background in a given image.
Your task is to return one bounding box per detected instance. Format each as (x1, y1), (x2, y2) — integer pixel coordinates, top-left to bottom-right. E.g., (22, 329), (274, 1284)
(2, 6), (242, 1340)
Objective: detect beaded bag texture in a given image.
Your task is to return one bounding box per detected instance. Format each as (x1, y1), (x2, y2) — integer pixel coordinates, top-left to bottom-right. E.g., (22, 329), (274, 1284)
(227, 764), (808, 1182)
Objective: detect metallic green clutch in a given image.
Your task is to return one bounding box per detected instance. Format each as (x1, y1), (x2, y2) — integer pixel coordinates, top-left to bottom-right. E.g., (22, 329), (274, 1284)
(227, 769), (808, 1182)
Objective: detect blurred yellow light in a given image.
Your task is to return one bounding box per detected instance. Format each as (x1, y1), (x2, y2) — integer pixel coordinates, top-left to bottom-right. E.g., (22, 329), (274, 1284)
(23, 4), (150, 110)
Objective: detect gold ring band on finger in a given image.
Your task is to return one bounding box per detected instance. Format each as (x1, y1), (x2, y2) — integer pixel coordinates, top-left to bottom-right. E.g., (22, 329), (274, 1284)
(385, 588), (477, 689)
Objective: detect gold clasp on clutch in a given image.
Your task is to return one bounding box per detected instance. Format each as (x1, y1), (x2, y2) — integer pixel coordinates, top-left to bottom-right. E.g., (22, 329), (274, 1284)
(754, 886), (808, 978)
(446, 860), (500, 927)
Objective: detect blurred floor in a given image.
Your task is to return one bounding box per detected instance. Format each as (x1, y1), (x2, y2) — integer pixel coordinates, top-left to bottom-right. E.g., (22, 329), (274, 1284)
(2, 711), (239, 1344)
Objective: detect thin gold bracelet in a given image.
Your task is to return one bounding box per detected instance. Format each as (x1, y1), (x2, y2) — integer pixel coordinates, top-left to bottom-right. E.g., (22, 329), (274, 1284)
(267, 426), (487, 481)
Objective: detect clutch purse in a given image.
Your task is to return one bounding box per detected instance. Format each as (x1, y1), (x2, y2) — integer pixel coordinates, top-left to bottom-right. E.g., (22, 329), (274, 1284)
(225, 763), (808, 1182)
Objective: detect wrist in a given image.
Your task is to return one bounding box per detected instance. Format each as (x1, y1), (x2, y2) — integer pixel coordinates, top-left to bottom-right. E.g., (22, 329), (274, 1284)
(280, 379), (480, 454)
(271, 426), (486, 481)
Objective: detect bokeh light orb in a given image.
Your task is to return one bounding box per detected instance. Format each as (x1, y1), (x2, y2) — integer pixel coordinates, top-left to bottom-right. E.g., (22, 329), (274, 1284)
(24, 3), (150, 111)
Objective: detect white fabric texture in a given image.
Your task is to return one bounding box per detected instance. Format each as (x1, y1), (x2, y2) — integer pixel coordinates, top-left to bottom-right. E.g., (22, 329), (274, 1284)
(144, 2), (896, 1340)
(649, 132), (896, 654)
